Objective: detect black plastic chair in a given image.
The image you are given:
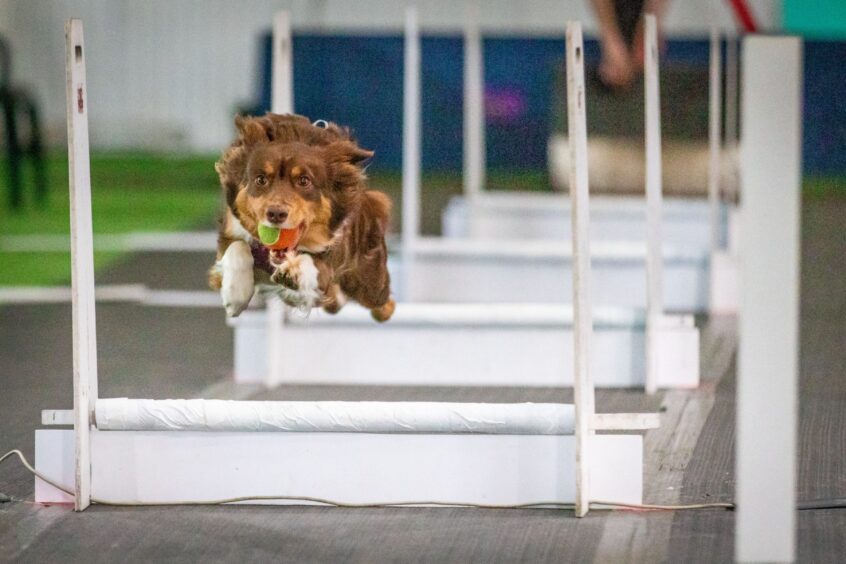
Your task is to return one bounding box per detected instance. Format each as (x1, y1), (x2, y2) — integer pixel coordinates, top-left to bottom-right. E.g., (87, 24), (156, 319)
(1, 35), (47, 210)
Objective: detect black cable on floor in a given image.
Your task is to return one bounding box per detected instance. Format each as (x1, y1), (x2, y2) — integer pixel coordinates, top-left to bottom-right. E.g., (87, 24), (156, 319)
(797, 498), (846, 511)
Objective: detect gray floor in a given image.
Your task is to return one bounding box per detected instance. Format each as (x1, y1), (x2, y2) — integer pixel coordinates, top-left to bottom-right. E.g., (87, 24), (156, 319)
(1, 199), (844, 562)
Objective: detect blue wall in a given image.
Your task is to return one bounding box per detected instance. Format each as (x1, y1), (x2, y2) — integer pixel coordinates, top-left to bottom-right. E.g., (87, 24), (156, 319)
(802, 41), (846, 174)
(254, 34), (846, 176)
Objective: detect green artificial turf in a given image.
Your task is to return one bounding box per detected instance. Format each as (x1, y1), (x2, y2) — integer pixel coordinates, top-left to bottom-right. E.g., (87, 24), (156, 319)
(1, 153), (220, 286)
(804, 176), (846, 199)
(1, 153), (843, 287)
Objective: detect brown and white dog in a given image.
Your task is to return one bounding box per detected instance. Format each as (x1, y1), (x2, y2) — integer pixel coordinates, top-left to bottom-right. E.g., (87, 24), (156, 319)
(209, 113), (395, 322)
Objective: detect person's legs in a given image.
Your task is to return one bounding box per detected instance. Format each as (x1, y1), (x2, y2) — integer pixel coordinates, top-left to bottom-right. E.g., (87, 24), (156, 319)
(592, 0), (635, 89)
(2, 94), (22, 209)
(631, 0), (668, 71)
(591, 0), (668, 89)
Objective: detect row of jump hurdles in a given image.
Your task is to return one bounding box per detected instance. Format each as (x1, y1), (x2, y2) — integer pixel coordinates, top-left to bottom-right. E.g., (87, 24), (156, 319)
(28, 5), (803, 559)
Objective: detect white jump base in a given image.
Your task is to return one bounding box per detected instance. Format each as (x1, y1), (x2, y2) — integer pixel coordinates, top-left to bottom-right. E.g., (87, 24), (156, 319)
(35, 427), (642, 506)
(443, 192), (733, 252)
(36, 399), (644, 507)
(392, 239), (708, 312)
(230, 303), (699, 389)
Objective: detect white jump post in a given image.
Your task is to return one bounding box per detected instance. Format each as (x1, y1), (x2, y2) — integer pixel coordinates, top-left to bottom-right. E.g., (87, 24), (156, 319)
(266, 10), (295, 387)
(643, 15), (699, 393)
(708, 25), (722, 255)
(724, 33), (738, 151)
(401, 5), (422, 299)
(271, 11), (294, 117)
(66, 18), (98, 512)
(463, 0), (484, 200)
(644, 14), (663, 395)
(564, 21), (594, 519)
(735, 36), (802, 563)
(708, 21), (738, 314)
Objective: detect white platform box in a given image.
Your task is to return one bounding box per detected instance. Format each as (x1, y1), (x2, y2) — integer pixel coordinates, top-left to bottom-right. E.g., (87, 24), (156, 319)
(393, 238), (708, 312)
(228, 303), (699, 389)
(442, 192), (731, 250)
(35, 428), (643, 507)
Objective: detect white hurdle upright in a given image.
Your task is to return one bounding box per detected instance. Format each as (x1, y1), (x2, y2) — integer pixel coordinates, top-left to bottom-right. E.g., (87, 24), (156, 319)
(643, 15), (699, 394)
(401, 5), (422, 299)
(65, 18), (97, 512)
(35, 18), (658, 515)
(462, 0), (484, 201)
(735, 36), (802, 563)
(564, 20), (595, 517)
(265, 10), (295, 388)
(708, 22), (740, 315)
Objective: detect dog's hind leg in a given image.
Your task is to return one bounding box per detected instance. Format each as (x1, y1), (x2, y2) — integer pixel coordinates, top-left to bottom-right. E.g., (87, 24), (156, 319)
(219, 240), (255, 317)
(370, 298), (396, 322)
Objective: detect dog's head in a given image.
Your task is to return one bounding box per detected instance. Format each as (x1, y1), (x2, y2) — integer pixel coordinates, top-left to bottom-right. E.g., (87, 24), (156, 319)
(217, 114), (374, 251)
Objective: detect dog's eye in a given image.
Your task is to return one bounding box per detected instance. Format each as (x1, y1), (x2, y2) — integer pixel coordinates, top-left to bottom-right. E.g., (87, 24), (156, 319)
(296, 175), (312, 188)
(255, 174), (268, 187)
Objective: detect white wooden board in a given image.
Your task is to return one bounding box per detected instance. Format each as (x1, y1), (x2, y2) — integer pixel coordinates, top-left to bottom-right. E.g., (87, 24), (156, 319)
(442, 193), (731, 252)
(393, 241), (708, 312)
(230, 305), (660, 388)
(35, 429), (643, 506)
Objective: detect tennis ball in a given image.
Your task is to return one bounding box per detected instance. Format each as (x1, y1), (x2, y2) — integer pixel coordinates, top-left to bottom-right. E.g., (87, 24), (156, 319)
(267, 228), (301, 250)
(258, 224), (302, 250)
(258, 224), (281, 245)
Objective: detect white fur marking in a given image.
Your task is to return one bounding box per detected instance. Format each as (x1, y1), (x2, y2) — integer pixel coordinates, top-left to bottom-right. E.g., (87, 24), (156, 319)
(230, 215), (254, 243)
(273, 253), (321, 311)
(220, 241), (254, 317)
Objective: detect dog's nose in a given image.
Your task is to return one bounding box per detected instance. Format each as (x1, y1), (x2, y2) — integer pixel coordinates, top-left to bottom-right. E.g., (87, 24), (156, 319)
(265, 207), (288, 224)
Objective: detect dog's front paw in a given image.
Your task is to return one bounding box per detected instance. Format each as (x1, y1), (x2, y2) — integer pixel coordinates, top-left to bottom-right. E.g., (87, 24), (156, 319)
(221, 287), (252, 317)
(270, 253), (321, 309)
(270, 260), (299, 290)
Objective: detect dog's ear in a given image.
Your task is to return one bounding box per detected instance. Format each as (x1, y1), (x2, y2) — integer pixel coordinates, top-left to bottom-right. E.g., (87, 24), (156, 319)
(324, 141), (374, 188)
(216, 116), (268, 207)
(325, 140), (374, 165)
(234, 115), (269, 147)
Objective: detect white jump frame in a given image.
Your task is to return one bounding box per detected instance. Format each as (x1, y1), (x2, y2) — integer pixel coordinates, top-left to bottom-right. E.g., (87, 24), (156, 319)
(401, 10), (697, 393)
(231, 7), (699, 390)
(400, 11), (709, 313)
(448, 12), (734, 317)
(36, 16), (656, 517)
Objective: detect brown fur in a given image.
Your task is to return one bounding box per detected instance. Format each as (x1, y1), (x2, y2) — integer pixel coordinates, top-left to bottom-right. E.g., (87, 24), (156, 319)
(210, 113), (394, 321)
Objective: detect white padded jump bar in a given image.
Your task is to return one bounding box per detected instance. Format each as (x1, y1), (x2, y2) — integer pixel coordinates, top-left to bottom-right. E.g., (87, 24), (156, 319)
(94, 399), (576, 435)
